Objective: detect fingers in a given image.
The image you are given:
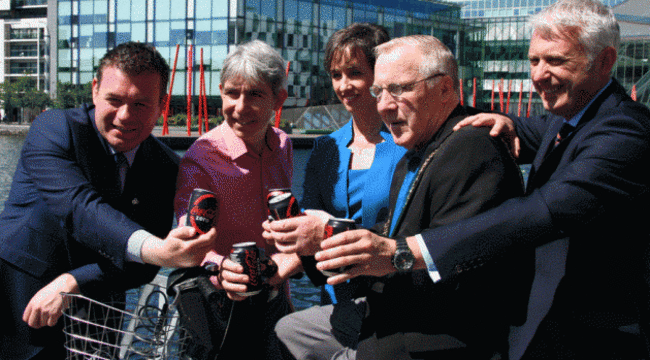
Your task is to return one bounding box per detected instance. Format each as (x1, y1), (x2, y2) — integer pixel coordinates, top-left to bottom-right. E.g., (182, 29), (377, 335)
(513, 137), (521, 159)
(219, 259), (249, 298)
(488, 121), (507, 137)
(169, 225), (197, 239)
(325, 272), (354, 286)
(453, 114), (495, 131)
(22, 294), (63, 329)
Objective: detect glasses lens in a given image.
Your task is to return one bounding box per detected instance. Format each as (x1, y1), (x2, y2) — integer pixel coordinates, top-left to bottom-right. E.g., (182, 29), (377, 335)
(387, 84), (402, 98)
(369, 86), (381, 98)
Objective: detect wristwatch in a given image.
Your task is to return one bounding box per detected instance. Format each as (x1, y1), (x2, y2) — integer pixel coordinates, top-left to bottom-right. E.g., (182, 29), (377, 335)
(391, 236), (415, 272)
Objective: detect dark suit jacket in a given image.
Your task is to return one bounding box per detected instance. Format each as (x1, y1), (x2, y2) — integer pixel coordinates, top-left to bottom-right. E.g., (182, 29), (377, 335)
(359, 106), (533, 359)
(418, 80), (650, 359)
(0, 104), (179, 358)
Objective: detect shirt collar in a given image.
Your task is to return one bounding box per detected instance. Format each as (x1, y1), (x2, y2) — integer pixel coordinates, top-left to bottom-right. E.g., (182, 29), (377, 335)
(219, 122), (276, 160)
(109, 145), (139, 167)
(566, 79), (613, 127)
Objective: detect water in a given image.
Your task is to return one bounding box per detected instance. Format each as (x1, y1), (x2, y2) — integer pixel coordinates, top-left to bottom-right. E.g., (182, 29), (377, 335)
(0, 135), (25, 213)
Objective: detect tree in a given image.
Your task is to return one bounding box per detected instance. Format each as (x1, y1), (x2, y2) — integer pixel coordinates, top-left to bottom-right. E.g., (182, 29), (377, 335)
(0, 76), (52, 123)
(53, 81), (93, 109)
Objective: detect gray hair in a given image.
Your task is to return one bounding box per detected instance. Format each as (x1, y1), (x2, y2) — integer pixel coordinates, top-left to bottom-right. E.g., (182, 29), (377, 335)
(529, 0), (619, 63)
(221, 40), (287, 96)
(375, 35), (459, 94)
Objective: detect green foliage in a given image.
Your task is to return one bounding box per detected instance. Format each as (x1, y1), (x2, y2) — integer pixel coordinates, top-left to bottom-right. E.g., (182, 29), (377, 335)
(54, 81), (93, 109)
(0, 76), (53, 122)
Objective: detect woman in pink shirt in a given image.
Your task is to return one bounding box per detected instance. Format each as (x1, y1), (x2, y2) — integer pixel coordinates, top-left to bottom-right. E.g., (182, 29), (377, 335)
(174, 40), (300, 360)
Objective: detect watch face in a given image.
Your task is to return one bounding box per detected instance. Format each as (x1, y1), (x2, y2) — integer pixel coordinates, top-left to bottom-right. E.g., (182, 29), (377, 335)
(394, 251), (415, 271)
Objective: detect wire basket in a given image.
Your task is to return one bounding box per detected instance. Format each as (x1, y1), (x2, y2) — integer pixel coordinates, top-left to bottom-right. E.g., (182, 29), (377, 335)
(62, 280), (190, 360)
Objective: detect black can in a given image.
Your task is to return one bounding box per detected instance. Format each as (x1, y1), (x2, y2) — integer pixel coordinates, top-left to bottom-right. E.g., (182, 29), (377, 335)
(186, 188), (217, 234)
(321, 218), (357, 276)
(268, 191), (302, 220)
(267, 188), (292, 201)
(229, 242), (263, 297)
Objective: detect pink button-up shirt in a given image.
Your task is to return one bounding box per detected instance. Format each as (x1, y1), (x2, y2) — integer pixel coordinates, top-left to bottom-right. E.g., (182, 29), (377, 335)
(174, 122), (293, 259)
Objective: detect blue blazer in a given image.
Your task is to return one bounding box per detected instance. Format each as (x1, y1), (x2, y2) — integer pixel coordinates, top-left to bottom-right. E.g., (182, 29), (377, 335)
(0, 104), (179, 358)
(419, 79), (650, 359)
(301, 120), (406, 228)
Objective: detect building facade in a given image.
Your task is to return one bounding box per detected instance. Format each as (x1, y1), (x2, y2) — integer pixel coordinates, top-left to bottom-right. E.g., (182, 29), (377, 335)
(51, 0), (481, 112)
(449, 0), (650, 110)
(1, 0), (49, 120)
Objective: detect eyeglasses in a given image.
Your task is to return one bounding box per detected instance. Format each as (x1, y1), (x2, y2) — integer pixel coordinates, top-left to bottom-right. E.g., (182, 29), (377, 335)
(369, 73), (446, 100)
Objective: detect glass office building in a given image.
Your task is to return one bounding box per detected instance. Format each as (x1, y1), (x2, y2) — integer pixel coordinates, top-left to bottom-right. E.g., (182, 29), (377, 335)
(52, 0), (474, 111)
(448, 0), (650, 109)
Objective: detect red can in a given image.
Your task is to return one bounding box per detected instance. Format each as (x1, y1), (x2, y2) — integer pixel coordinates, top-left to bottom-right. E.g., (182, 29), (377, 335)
(229, 242), (263, 297)
(268, 191), (302, 220)
(186, 188), (217, 234)
(321, 218), (357, 276)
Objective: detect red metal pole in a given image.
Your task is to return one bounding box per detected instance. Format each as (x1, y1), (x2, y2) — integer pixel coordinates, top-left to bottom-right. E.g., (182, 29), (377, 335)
(498, 78), (504, 113)
(631, 84), (637, 101)
(491, 79), (495, 111)
(459, 79), (464, 106)
(163, 44), (180, 136)
(517, 81), (524, 117)
(506, 79), (512, 114)
(274, 61), (291, 128)
(472, 77), (477, 108)
(187, 45), (193, 136)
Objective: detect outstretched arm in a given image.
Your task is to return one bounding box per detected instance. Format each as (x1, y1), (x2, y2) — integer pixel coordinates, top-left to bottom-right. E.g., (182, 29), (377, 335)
(454, 113), (520, 158)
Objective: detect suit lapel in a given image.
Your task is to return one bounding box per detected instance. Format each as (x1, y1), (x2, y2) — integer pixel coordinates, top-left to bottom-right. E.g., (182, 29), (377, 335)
(527, 81), (617, 192)
(76, 106), (122, 198)
(384, 108), (467, 236)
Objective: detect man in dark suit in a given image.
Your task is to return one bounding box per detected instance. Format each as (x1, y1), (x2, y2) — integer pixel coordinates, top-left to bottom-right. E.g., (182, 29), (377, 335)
(275, 35), (533, 360)
(0, 42), (216, 359)
(357, 0), (650, 359)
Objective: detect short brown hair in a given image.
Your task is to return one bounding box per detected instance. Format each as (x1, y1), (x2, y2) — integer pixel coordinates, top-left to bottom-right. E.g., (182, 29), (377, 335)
(96, 42), (170, 98)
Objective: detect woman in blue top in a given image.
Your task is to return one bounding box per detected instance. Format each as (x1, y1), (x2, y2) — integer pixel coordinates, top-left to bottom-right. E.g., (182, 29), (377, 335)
(264, 23), (406, 305)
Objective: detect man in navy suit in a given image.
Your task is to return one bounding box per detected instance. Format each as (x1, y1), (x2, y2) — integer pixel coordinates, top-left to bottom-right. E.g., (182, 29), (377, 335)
(320, 0), (650, 359)
(0, 42), (216, 359)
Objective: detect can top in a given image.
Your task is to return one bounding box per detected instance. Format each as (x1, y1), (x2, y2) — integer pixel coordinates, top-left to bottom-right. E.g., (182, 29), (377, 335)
(268, 188), (291, 193)
(268, 192), (293, 204)
(232, 241), (257, 248)
(327, 217), (357, 229)
(192, 188), (216, 195)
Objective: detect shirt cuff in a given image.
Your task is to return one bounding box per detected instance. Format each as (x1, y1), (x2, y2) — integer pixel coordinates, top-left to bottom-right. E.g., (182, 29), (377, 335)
(415, 234), (441, 283)
(126, 229), (153, 263)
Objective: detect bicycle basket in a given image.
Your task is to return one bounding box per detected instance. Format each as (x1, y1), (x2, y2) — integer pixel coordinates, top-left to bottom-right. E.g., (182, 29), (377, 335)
(62, 280), (190, 360)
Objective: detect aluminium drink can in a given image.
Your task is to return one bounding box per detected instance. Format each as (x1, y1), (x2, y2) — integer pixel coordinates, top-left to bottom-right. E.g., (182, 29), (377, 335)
(229, 242), (263, 297)
(267, 188), (292, 201)
(186, 188), (217, 234)
(321, 218), (357, 276)
(267, 190), (302, 220)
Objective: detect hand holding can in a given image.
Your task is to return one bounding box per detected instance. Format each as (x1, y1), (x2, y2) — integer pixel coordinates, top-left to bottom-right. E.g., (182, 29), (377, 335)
(186, 188), (217, 234)
(267, 189), (303, 220)
(229, 242), (263, 297)
(320, 218), (357, 276)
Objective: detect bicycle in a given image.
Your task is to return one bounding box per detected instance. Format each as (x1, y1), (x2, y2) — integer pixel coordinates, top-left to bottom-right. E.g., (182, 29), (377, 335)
(62, 274), (189, 360)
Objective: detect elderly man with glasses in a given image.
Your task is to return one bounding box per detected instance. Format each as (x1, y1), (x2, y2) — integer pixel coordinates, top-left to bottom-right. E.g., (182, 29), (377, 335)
(274, 35), (534, 360)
